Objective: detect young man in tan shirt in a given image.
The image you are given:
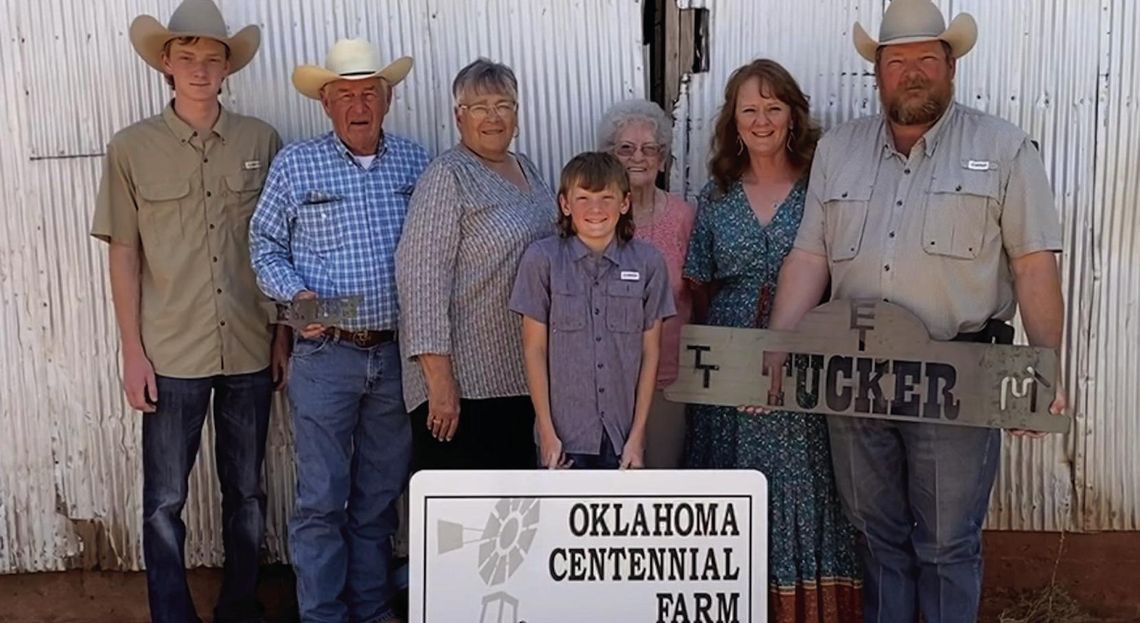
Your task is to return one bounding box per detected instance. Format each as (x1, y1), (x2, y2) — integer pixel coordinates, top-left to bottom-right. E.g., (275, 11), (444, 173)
(91, 1), (287, 621)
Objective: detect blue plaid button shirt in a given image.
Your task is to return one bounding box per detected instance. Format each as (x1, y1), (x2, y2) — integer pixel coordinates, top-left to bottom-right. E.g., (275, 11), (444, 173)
(249, 131), (430, 331)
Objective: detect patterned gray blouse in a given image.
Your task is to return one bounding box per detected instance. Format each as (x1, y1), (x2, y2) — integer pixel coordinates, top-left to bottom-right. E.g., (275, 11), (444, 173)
(395, 144), (557, 411)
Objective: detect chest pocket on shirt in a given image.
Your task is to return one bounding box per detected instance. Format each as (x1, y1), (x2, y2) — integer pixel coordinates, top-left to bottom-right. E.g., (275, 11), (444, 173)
(295, 193), (346, 254)
(225, 170), (266, 232)
(923, 160), (998, 260)
(137, 180), (190, 246)
(551, 287), (587, 332)
(821, 184), (872, 262)
(606, 280), (645, 333)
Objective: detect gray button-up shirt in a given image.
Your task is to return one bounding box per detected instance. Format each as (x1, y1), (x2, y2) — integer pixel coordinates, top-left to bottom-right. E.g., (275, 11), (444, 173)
(509, 235), (676, 455)
(795, 103), (1063, 339)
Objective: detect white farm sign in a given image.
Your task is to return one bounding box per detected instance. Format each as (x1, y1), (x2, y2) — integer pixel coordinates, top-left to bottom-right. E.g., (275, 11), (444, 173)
(409, 470), (768, 623)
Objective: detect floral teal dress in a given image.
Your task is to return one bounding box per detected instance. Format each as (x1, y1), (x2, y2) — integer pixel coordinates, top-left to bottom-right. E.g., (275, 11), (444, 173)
(682, 178), (862, 623)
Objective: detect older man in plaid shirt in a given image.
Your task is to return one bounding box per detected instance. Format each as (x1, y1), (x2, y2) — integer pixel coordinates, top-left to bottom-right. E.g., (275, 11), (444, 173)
(249, 39), (428, 623)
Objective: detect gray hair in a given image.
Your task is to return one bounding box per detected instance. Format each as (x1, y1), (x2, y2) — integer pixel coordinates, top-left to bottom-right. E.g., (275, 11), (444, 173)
(452, 58), (518, 103)
(597, 99), (674, 153)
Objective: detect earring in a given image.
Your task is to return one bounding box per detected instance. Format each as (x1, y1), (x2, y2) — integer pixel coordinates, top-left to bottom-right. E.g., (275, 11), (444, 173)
(736, 136), (745, 155)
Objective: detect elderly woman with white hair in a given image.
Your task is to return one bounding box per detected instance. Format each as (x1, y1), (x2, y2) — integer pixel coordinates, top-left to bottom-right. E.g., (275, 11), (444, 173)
(396, 58), (556, 470)
(597, 99), (696, 468)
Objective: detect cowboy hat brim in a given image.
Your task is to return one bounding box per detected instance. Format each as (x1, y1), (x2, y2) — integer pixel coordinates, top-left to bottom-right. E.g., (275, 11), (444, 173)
(853, 13), (977, 63)
(129, 15), (261, 75)
(291, 56), (414, 100)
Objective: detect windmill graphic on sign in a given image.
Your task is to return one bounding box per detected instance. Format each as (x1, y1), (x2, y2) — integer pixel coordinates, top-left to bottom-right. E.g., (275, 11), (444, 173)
(437, 498), (541, 623)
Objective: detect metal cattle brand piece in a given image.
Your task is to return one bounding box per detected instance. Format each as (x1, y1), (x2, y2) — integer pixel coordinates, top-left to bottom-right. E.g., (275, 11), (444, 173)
(262, 295), (363, 331)
(664, 300), (1068, 433)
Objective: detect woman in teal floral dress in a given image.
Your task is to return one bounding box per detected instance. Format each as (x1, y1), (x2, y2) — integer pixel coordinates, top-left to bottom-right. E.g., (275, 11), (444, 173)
(682, 59), (862, 623)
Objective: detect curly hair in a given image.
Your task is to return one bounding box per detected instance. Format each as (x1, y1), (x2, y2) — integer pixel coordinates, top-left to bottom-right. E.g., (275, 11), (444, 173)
(556, 152), (635, 242)
(708, 59), (821, 196)
(596, 98), (674, 155)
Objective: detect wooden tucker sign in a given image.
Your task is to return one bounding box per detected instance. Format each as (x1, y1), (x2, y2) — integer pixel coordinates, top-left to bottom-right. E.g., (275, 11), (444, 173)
(262, 295), (362, 331)
(664, 300), (1068, 434)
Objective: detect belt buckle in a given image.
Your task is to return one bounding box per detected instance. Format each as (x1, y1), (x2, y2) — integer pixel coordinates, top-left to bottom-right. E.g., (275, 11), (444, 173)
(351, 330), (370, 347)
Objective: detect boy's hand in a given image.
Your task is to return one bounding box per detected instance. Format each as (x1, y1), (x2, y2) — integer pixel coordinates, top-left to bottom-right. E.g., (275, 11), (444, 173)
(620, 434), (645, 469)
(539, 429), (573, 469)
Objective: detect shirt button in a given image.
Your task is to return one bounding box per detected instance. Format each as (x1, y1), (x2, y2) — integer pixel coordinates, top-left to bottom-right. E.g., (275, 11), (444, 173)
(594, 308), (600, 315)
(212, 256), (218, 262)
(904, 168), (911, 175)
(220, 321), (226, 326)
(955, 185), (963, 192)
(203, 158), (209, 163)
(209, 223), (215, 230)
(895, 200), (902, 206)
(884, 265), (891, 271)
(841, 192), (848, 198)
(883, 297), (890, 302)
(598, 388), (605, 394)
(597, 363), (603, 369)
(595, 336), (602, 342)
(206, 191), (212, 197)
(216, 288), (222, 294)
(889, 231), (896, 238)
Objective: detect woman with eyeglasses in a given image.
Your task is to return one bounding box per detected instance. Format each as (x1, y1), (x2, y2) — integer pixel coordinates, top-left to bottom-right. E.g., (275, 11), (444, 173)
(597, 99), (696, 469)
(396, 58), (556, 471)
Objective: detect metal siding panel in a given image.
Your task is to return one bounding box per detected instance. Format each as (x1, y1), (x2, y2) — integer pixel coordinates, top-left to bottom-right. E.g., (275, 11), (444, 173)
(1082, 0), (1140, 530)
(0, 0), (644, 573)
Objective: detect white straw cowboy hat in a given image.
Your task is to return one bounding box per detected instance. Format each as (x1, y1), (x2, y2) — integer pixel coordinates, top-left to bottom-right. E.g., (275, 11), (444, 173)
(292, 39), (413, 100)
(853, 0), (977, 63)
(129, 0), (260, 74)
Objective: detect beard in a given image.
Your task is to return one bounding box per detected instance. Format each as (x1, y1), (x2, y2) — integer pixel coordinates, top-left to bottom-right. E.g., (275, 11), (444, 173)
(884, 75), (954, 125)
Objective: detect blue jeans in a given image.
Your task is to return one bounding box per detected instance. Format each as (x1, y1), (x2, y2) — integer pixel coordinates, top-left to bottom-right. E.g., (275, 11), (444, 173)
(827, 417), (1001, 623)
(287, 337), (410, 623)
(142, 369), (272, 623)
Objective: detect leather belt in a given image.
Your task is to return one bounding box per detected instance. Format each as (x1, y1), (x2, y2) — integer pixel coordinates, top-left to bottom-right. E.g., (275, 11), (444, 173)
(323, 327), (396, 348)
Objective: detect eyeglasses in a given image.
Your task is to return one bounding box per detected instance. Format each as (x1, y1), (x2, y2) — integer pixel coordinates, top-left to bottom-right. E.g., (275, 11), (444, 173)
(613, 142), (665, 158)
(457, 101), (519, 119)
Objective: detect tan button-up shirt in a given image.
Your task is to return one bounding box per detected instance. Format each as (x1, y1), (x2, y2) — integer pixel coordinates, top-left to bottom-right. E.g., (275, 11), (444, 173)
(795, 103), (1063, 340)
(92, 103), (282, 378)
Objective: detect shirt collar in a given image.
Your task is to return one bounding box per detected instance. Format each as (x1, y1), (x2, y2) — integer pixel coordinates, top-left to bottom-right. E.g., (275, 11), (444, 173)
(569, 235), (622, 264)
(879, 101), (957, 159)
(328, 130), (388, 169)
(162, 100), (231, 144)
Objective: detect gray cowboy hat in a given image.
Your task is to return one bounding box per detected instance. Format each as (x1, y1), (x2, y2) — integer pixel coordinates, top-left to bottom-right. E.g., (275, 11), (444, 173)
(129, 0), (260, 74)
(853, 0), (977, 63)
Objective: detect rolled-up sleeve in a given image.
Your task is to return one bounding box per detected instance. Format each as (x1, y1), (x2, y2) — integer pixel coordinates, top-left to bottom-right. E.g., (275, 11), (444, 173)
(396, 160), (462, 358)
(794, 141), (829, 257)
(508, 241), (552, 323)
(249, 152), (306, 301)
(1000, 138), (1062, 258)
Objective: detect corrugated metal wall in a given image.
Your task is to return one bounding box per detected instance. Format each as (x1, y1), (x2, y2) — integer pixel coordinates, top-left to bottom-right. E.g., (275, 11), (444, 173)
(673, 0), (1138, 532)
(0, 0), (645, 574)
(0, 0), (1136, 575)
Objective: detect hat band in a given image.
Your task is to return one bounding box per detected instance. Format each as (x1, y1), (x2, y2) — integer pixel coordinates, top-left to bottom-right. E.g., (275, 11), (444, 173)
(883, 27), (943, 41)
